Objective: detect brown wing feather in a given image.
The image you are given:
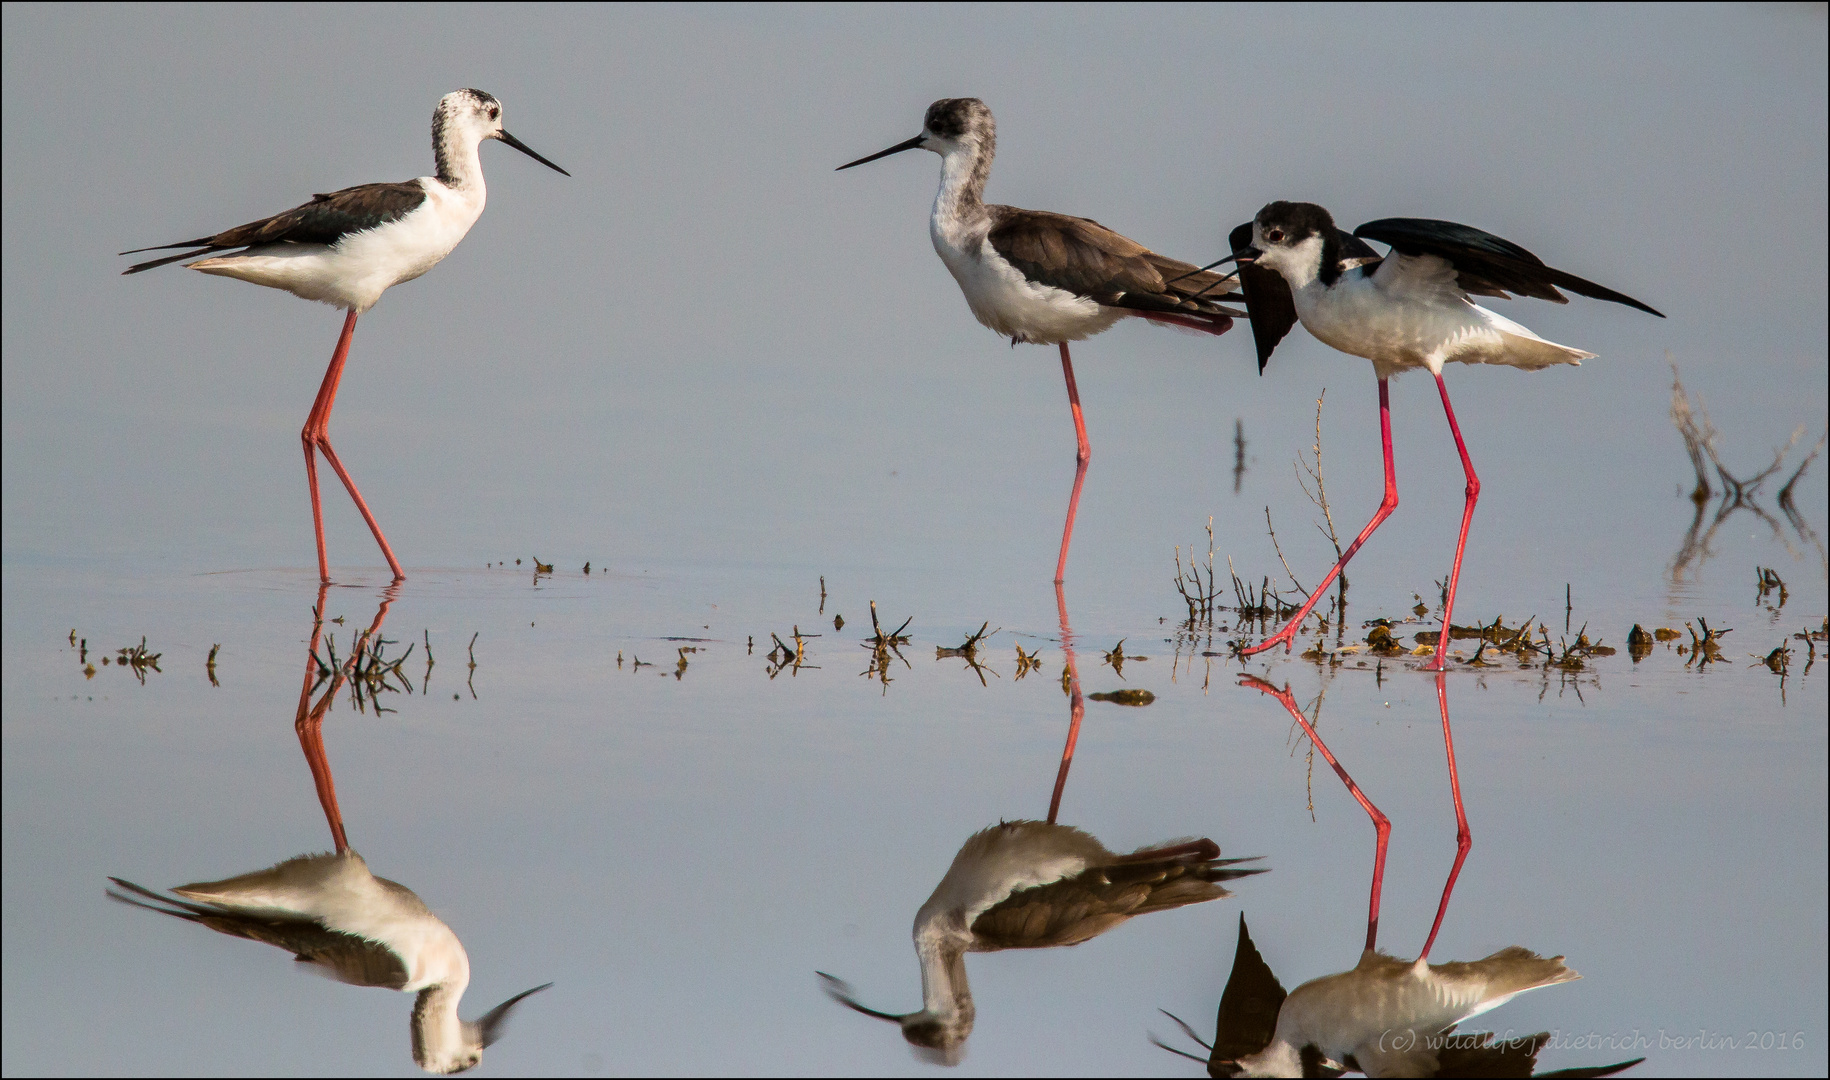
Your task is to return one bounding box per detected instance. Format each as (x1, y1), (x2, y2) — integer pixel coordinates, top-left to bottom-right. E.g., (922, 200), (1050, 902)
(106, 876), (409, 989)
(969, 858), (1234, 950)
(987, 207), (1164, 298)
(986, 206), (1242, 323)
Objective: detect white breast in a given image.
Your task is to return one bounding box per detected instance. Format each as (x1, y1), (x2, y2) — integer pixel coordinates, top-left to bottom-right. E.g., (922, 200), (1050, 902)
(329, 180), (485, 310)
(928, 220), (1126, 346)
(1274, 961), (1472, 1060)
(189, 178), (485, 313)
(1295, 256), (1592, 379)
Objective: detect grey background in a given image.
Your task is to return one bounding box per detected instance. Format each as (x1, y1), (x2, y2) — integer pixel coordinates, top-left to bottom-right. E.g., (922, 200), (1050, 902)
(4, 4), (1824, 585)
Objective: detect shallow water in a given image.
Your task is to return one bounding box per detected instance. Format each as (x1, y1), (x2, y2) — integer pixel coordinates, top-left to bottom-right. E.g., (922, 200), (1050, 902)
(4, 522), (1824, 1076)
(4, 5), (1827, 1077)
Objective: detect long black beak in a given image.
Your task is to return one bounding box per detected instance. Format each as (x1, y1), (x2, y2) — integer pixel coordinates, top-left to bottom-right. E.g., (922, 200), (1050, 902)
(1162, 250), (1249, 289)
(836, 134), (926, 171)
(817, 972), (906, 1022)
(496, 131), (571, 176)
(477, 982), (554, 1047)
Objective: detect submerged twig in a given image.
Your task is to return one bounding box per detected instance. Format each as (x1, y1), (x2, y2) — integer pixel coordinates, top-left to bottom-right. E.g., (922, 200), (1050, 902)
(1670, 360), (1825, 578)
(857, 600), (912, 691)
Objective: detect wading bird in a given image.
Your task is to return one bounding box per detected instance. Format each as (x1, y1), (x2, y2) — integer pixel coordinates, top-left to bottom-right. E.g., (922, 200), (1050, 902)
(122, 89), (569, 582)
(1216, 202), (1661, 664)
(838, 99), (1243, 583)
(1155, 680), (1639, 1078)
(1157, 916), (1641, 1078)
(109, 864), (551, 1075)
(107, 589), (549, 1074)
(820, 821), (1262, 1060)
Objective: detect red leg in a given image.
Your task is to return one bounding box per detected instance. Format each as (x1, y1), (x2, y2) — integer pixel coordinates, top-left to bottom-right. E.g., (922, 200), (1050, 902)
(300, 318), (354, 583)
(294, 589), (394, 854)
(1424, 373), (1481, 671)
(1419, 671), (1471, 959)
(1241, 378), (1399, 656)
(300, 310), (405, 582)
(1054, 342), (1091, 585)
(1046, 581), (1084, 824)
(1241, 675), (1391, 952)
(296, 586), (350, 853)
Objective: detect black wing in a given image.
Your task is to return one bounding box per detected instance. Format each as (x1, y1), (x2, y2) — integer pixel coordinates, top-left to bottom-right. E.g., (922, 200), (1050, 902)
(1429, 1029), (1547, 1077)
(1537, 1057), (1648, 1079)
(106, 877), (409, 989)
(1229, 223), (1381, 372)
(1230, 222), (1298, 374)
(1352, 218), (1663, 317)
(970, 850), (1262, 951)
(1211, 914), (1289, 1067)
(121, 181), (426, 274)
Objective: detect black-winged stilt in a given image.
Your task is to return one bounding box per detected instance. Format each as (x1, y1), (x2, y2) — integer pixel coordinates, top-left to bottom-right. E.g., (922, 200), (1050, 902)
(838, 99), (1243, 583)
(1216, 203), (1662, 666)
(820, 822), (1262, 1059)
(1160, 916), (1640, 1079)
(1240, 674), (1467, 961)
(1156, 678), (1641, 1078)
(121, 89), (569, 582)
(106, 588), (550, 1075)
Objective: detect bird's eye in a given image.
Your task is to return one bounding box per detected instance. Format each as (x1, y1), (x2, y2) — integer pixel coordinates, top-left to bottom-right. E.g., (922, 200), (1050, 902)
(488, 107), (500, 120)
(1266, 229), (1285, 244)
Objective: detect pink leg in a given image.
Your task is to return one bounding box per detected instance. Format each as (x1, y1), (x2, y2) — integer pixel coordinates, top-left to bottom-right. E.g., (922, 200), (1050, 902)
(300, 321), (351, 583)
(1241, 675), (1391, 952)
(1241, 379), (1399, 656)
(294, 589), (394, 854)
(300, 310), (405, 583)
(295, 586), (350, 853)
(1046, 581), (1084, 824)
(1054, 342), (1092, 585)
(1425, 373), (1481, 671)
(1419, 671), (1471, 959)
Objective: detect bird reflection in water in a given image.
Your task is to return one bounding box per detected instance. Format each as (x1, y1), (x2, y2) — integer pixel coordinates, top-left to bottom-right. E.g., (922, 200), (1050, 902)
(821, 583), (1265, 1062)
(1152, 678), (1641, 1078)
(106, 587), (550, 1075)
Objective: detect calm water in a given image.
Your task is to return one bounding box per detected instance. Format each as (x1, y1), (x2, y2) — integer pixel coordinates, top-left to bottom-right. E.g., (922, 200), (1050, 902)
(4, 5), (1826, 1077)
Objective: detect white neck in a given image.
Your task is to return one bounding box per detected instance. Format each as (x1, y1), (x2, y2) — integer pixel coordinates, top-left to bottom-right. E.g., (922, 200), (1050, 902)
(411, 980), (480, 1073)
(1233, 1039), (1303, 1077)
(1263, 235), (1328, 292)
(913, 934), (973, 1031)
(930, 144), (990, 234)
(434, 125), (488, 196)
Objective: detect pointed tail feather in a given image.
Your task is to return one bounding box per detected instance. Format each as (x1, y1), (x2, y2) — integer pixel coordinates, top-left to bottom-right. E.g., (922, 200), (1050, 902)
(105, 877), (216, 921)
(1540, 1058), (1647, 1078)
(121, 247), (222, 275)
(119, 237), (217, 256)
